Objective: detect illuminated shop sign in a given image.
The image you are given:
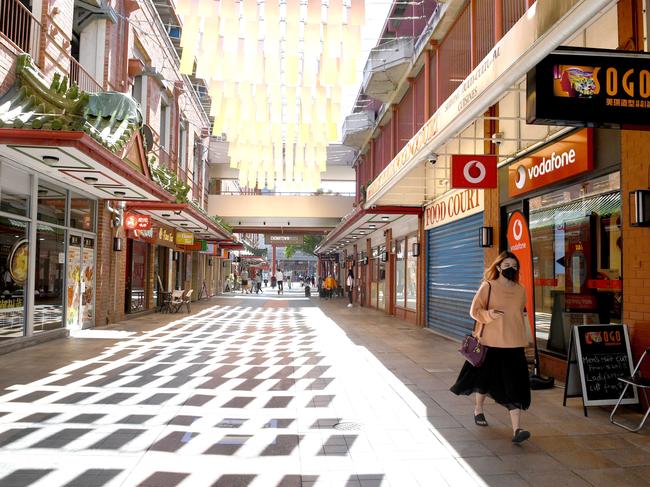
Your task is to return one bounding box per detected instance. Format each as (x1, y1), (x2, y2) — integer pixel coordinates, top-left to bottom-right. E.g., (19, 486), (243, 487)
(508, 129), (592, 197)
(124, 213), (152, 230)
(527, 47), (650, 126)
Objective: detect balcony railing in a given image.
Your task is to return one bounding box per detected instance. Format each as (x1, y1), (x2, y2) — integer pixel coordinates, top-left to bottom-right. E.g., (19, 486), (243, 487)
(0, 0), (103, 93)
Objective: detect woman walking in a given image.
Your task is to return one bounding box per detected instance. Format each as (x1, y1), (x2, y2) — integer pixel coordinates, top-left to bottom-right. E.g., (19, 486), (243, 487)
(450, 251), (532, 444)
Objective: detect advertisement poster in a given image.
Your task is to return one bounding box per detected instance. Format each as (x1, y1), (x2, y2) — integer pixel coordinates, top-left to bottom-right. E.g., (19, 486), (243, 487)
(81, 238), (94, 328)
(66, 236), (81, 328)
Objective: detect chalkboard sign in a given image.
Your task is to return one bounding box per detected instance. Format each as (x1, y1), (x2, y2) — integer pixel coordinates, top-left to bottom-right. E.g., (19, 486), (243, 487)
(564, 324), (638, 412)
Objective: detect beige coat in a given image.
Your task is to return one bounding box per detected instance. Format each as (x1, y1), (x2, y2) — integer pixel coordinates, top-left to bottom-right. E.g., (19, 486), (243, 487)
(470, 279), (529, 348)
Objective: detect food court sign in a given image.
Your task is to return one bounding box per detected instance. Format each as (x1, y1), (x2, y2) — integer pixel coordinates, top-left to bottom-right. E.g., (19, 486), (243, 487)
(424, 189), (484, 230)
(527, 48), (650, 126)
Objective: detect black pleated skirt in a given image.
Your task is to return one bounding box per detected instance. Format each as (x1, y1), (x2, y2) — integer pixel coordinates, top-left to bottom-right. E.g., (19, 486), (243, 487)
(450, 347), (531, 411)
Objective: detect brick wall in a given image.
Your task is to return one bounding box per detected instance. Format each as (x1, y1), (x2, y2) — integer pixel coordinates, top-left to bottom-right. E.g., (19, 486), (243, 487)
(95, 204), (126, 325)
(620, 130), (650, 373)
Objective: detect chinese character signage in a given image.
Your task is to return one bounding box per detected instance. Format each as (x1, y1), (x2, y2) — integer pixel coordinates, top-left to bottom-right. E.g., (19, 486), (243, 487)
(124, 213), (152, 230)
(527, 47), (650, 127)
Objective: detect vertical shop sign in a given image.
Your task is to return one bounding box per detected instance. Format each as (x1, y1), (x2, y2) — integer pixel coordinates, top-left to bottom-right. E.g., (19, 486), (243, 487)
(507, 211), (536, 345)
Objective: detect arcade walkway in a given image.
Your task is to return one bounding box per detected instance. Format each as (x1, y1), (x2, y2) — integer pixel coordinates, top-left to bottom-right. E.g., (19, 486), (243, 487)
(0, 289), (648, 487)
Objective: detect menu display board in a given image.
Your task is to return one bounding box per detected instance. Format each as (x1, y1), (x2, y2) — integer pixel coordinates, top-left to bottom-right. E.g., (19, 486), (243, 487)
(564, 324), (638, 412)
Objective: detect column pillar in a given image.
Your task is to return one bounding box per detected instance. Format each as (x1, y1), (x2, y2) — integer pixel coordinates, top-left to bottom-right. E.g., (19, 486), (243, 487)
(494, 0), (504, 42)
(272, 245), (277, 275)
(424, 50), (431, 120)
(385, 228), (393, 315)
(366, 238), (372, 307)
(416, 212), (426, 327)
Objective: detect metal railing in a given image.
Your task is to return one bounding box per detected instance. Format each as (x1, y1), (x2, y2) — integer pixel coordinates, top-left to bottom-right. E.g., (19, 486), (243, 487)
(0, 0), (103, 93)
(0, 0), (40, 55)
(158, 146), (177, 172)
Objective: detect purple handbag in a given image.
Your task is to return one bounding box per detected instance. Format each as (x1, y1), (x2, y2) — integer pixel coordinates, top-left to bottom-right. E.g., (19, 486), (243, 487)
(459, 283), (491, 367)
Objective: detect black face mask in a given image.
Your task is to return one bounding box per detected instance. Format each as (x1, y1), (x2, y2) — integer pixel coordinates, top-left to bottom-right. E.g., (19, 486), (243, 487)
(501, 267), (517, 281)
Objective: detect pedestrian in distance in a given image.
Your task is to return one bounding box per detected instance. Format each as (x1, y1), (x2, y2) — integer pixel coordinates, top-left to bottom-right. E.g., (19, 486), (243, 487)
(276, 269), (284, 295)
(324, 274), (336, 299)
(240, 268), (249, 294)
(346, 270), (354, 308)
(450, 251), (532, 444)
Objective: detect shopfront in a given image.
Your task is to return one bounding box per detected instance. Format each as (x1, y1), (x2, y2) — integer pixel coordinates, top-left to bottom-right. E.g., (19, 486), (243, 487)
(0, 159), (97, 339)
(125, 234), (150, 314)
(369, 245), (386, 310)
(426, 188), (484, 337)
(500, 128), (622, 376)
(153, 225), (175, 306)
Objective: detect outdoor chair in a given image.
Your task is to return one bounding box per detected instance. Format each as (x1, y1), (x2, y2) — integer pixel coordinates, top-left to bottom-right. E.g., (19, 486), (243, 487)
(180, 289), (193, 313)
(610, 347), (650, 432)
(169, 290), (185, 313)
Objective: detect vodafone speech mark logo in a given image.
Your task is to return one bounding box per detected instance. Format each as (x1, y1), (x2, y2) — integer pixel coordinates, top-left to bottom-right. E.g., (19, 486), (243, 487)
(515, 166), (526, 190)
(463, 160), (487, 185)
(451, 155), (497, 189)
(512, 219), (523, 241)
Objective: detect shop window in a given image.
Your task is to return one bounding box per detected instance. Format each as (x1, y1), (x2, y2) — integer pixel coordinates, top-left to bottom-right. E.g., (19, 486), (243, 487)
(34, 224), (64, 332)
(529, 172), (622, 358)
(69, 193), (96, 232)
(0, 216), (29, 338)
(126, 240), (148, 313)
(0, 162), (30, 217)
(37, 183), (66, 226)
(406, 238), (417, 311)
(396, 240), (406, 307)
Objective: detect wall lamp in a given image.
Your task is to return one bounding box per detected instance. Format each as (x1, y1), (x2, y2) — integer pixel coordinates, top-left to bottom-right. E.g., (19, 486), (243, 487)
(113, 237), (122, 252)
(412, 242), (420, 256)
(381, 251), (389, 262)
(630, 190), (650, 226)
(479, 226), (494, 248)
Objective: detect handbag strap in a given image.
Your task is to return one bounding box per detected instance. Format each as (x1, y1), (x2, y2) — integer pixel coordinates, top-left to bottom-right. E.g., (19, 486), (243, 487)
(474, 282), (492, 338)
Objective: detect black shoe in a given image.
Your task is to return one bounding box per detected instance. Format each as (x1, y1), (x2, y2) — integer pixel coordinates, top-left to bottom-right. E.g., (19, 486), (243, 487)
(474, 413), (488, 427)
(512, 428), (530, 444)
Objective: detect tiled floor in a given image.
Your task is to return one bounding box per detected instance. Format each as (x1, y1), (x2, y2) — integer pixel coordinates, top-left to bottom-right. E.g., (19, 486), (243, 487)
(0, 288), (648, 486)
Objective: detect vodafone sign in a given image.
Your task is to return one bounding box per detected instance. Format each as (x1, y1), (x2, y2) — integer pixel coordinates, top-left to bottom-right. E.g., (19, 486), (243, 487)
(451, 155), (497, 189)
(509, 129), (592, 197)
(424, 189), (484, 230)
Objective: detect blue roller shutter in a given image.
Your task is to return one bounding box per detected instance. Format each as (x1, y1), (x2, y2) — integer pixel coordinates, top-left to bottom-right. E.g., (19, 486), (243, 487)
(427, 212), (484, 337)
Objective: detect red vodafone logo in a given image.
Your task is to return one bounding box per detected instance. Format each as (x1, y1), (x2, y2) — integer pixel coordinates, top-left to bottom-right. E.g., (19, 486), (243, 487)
(451, 155), (497, 189)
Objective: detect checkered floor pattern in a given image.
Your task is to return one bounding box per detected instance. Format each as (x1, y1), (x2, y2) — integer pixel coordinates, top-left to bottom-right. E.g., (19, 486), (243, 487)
(0, 292), (483, 487)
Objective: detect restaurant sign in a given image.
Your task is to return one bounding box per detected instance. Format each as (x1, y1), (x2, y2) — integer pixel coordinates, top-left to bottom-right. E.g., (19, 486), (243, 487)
(124, 213), (152, 230)
(175, 232), (194, 245)
(527, 47), (650, 126)
(424, 189), (484, 230)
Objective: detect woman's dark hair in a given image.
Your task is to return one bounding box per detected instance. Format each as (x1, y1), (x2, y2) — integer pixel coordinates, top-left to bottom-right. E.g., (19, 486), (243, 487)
(484, 251), (520, 282)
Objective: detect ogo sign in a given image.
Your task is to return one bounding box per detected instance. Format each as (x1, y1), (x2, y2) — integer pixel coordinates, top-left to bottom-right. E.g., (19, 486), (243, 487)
(424, 189), (484, 230)
(509, 128), (592, 197)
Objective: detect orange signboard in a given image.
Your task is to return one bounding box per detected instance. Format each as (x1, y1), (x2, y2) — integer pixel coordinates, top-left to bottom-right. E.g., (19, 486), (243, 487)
(507, 211), (536, 346)
(508, 128), (593, 197)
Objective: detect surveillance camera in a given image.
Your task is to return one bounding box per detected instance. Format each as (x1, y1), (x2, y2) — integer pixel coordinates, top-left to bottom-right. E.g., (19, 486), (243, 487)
(426, 153), (438, 165)
(491, 132), (505, 146)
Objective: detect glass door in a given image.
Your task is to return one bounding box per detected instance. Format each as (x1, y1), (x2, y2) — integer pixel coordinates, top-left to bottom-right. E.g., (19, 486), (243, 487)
(81, 236), (95, 328)
(66, 233), (95, 329)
